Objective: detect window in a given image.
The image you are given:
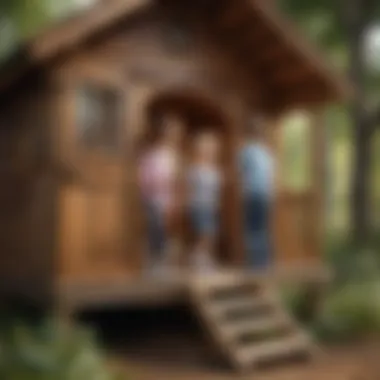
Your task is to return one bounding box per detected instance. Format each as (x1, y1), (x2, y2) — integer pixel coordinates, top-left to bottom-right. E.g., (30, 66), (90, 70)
(76, 85), (122, 153)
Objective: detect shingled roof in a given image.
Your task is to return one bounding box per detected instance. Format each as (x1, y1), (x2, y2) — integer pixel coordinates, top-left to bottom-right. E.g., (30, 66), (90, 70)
(0, 0), (351, 113)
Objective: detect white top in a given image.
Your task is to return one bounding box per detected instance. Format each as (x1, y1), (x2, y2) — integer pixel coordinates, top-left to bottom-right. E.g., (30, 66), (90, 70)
(188, 164), (222, 209)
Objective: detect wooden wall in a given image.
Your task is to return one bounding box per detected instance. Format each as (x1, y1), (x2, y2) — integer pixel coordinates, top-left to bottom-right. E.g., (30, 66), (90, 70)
(48, 1), (325, 274)
(0, 75), (57, 306)
(57, 3), (257, 108)
(0, 1), (325, 300)
(49, 2), (256, 272)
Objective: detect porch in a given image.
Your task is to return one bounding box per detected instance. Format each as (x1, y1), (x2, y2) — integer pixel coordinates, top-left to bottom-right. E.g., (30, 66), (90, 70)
(58, 261), (330, 312)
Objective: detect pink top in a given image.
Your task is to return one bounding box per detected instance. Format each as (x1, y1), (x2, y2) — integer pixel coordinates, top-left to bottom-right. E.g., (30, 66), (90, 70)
(139, 146), (178, 211)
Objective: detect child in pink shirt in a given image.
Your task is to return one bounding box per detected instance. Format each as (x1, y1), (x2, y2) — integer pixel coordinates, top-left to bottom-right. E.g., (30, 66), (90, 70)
(139, 114), (183, 273)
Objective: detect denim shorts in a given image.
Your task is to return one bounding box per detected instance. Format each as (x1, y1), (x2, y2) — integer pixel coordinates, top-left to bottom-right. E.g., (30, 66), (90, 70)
(190, 206), (218, 236)
(144, 200), (166, 256)
(243, 195), (272, 269)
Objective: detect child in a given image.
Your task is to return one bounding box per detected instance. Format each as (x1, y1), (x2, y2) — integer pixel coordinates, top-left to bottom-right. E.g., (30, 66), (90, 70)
(139, 113), (184, 274)
(188, 131), (222, 272)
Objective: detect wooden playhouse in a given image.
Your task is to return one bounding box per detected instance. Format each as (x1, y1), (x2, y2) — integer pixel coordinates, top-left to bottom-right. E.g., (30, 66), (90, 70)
(0, 0), (349, 371)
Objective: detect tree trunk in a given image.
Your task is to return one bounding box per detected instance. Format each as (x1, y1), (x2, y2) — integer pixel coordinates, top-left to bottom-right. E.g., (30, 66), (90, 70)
(352, 117), (372, 241)
(343, 0), (373, 242)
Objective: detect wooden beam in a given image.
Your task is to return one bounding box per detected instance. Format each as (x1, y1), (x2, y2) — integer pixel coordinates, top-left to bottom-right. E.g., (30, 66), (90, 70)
(224, 33), (275, 111)
(193, 0), (230, 24)
(29, 0), (152, 61)
(214, 2), (269, 51)
(219, 18), (264, 50)
(310, 110), (326, 261)
(248, 24), (272, 47)
(250, 1), (352, 101)
(256, 44), (288, 65)
(256, 50), (297, 74)
(270, 87), (330, 116)
(216, 1), (252, 29)
(270, 64), (315, 86)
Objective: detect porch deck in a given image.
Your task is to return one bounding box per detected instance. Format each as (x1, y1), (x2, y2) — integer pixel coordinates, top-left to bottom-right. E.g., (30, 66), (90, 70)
(58, 261), (331, 313)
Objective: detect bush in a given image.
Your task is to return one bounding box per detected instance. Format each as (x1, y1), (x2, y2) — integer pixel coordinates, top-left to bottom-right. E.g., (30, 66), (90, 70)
(326, 233), (380, 285)
(0, 318), (124, 380)
(281, 285), (317, 324)
(282, 238), (380, 344)
(312, 281), (380, 343)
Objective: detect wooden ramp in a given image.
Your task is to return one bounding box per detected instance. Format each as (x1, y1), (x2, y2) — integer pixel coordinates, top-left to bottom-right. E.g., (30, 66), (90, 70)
(189, 272), (317, 372)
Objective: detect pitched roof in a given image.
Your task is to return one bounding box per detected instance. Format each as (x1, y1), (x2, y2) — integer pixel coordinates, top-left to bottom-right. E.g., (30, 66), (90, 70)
(0, 0), (351, 113)
(211, 0), (351, 112)
(0, 0), (151, 92)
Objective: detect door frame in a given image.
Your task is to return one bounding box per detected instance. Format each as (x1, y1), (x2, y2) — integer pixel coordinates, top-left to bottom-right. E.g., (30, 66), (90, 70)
(126, 81), (244, 268)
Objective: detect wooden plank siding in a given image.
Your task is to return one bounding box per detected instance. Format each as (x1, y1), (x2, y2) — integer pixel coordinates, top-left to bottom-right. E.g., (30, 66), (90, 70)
(0, 75), (57, 306)
(0, 0), (338, 310)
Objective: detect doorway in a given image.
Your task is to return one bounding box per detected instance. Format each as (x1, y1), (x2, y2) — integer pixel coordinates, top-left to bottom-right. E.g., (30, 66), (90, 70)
(137, 90), (238, 270)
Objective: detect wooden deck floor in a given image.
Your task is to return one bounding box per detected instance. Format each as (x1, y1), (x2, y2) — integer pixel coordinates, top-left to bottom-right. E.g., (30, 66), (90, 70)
(59, 261), (331, 312)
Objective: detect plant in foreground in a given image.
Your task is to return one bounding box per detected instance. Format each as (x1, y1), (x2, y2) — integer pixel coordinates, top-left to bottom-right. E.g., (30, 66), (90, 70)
(0, 318), (125, 380)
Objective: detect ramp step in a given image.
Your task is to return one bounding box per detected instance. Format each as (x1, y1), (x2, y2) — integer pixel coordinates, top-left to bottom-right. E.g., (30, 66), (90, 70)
(209, 296), (274, 317)
(191, 272), (263, 293)
(221, 315), (292, 339)
(191, 272), (248, 287)
(237, 335), (311, 367)
(189, 275), (315, 372)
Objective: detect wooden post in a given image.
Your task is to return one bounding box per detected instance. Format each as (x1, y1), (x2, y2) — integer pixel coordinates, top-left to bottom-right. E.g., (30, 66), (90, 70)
(225, 98), (248, 267)
(125, 81), (156, 273)
(266, 116), (282, 194)
(310, 108), (326, 263)
(267, 116), (284, 268)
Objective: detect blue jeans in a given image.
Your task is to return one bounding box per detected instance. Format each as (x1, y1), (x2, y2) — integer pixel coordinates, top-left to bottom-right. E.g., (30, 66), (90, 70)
(145, 200), (166, 259)
(243, 195), (272, 269)
(190, 205), (218, 237)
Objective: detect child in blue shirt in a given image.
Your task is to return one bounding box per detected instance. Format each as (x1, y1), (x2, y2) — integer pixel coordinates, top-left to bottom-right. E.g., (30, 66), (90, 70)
(239, 119), (275, 269)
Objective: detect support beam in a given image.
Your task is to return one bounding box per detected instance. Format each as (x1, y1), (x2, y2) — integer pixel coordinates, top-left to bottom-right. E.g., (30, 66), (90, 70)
(271, 84), (330, 115)
(216, 1), (252, 29)
(310, 109), (326, 261)
(256, 44), (289, 66)
(270, 64), (315, 86)
(29, 0), (152, 61)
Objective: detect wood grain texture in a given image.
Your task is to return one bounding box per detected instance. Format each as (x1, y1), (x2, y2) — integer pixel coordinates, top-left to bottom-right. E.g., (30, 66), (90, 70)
(0, 0), (350, 111)
(0, 1), (330, 310)
(0, 75), (56, 305)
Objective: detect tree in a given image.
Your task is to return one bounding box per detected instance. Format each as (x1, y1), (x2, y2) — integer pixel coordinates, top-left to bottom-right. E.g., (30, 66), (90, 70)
(280, 0), (380, 242)
(0, 0), (97, 63)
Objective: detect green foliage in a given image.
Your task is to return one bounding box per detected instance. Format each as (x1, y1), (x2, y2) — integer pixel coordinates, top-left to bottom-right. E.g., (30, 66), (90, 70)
(313, 281), (380, 342)
(326, 232), (380, 284)
(283, 235), (380, 344)
(281, 286), (316, 324)
(283, 279), (380, 344)
(0, 318), (124, 380)
(279, 0), (342, 47)
(0, 0), (97, 63)
(280, 0), (380, 88)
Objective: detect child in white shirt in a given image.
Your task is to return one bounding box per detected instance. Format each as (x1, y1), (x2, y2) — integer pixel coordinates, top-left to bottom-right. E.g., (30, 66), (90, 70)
(188, 132), (222, 272)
